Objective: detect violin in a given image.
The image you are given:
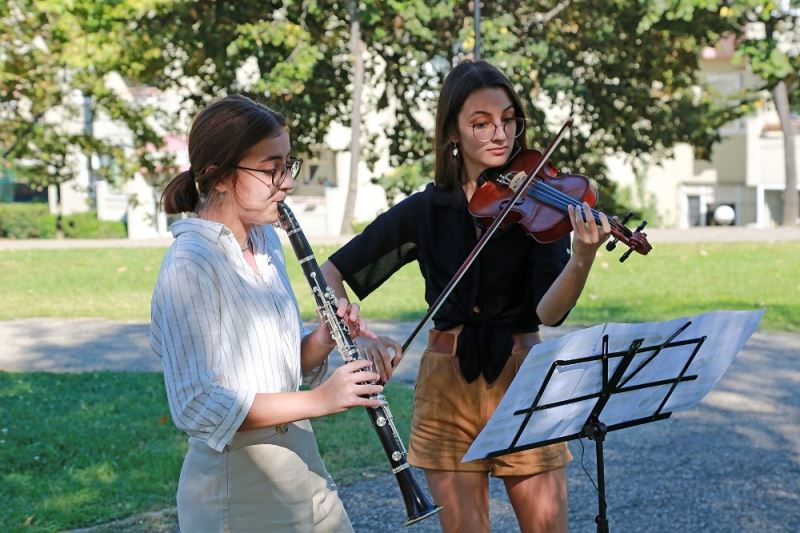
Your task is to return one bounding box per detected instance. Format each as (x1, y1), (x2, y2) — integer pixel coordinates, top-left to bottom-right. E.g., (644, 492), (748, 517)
(469, 148), (653, 262)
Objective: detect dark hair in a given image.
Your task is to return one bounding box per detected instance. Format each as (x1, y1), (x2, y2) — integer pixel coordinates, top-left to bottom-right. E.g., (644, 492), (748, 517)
(433, 60), (528, 188)
(161, 94), (287, 214)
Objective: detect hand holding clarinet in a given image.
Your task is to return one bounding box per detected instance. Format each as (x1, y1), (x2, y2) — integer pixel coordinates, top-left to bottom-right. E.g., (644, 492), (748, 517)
(278, 202), (441, 526)
(312, 297), (385, 412)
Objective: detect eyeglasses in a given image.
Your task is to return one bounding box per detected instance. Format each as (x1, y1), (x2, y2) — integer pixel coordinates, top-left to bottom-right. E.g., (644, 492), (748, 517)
(235, 156), (303, 188)
(471, 117), (526, 143)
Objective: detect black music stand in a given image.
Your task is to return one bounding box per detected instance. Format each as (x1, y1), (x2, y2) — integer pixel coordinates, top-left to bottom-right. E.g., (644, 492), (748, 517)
(498, 323), (703, 532)
(461, 310), (764, 533)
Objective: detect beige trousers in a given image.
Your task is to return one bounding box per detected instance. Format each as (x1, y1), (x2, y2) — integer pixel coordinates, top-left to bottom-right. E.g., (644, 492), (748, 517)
(177, 419), (353, 532)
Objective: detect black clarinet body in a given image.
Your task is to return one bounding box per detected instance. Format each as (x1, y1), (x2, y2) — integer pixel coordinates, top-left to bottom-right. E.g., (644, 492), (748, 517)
(277, 202), (442, 527)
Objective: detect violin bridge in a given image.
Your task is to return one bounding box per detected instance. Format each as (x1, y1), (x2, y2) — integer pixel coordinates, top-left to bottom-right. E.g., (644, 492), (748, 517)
(507, 171), (527, 192)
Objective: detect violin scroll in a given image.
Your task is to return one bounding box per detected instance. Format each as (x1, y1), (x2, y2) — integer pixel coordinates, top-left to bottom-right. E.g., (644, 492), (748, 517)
(606, 212), (652, 262)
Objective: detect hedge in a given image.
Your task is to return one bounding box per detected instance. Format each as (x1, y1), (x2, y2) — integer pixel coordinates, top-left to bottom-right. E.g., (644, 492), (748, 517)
(0, 204), (127, 239)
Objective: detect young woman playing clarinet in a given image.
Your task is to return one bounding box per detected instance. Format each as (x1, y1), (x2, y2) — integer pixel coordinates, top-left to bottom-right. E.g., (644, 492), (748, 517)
(150, 94), (380, 532)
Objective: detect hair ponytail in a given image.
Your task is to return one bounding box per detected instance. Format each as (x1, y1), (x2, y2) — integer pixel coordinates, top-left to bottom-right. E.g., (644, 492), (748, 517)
(161, 170), (199, 215)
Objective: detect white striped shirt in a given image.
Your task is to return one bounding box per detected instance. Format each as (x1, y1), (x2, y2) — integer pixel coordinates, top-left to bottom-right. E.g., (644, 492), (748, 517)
(149, 218), (327, 452)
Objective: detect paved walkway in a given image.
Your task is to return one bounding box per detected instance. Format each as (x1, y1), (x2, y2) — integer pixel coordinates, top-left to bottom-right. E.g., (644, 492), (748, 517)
(0, 318), (579, 379)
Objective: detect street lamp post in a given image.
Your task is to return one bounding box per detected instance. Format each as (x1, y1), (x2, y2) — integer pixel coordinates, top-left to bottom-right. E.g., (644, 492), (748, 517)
(473, 1), (481, 60)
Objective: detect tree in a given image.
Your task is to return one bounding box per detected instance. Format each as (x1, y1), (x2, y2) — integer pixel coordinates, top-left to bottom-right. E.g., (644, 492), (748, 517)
(8, 1), (769, 232)
(356, 1), (751, 219)
(0, 1), (166, 195)
(341, 0), (366, 235)
(735, 1), (799, 226)
(122, 1), (354, 158)
(119, 1), (750, 226)
(642, 0), (800, 226)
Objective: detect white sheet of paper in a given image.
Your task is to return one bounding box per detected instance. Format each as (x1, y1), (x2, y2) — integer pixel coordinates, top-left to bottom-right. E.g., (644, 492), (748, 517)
(462, 309), (764, 463)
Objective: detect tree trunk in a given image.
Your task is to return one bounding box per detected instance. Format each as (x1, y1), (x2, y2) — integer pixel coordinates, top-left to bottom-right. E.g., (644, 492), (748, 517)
(340, 0), (364, 236)
(772, 80), (798, 226)
(55, 183), (64, 239)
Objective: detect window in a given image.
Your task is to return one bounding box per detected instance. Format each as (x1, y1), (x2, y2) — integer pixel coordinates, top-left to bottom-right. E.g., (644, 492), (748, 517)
(290, 148), (336, 197)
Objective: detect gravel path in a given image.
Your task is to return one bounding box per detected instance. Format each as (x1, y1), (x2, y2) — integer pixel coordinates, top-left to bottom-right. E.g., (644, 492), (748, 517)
(341, 327), (800, 532)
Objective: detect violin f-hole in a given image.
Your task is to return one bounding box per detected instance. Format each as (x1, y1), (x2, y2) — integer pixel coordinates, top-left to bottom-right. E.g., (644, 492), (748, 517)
(498, 198), (525, 211)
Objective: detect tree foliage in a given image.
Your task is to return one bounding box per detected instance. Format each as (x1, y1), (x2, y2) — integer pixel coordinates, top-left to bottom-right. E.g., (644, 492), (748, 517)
(4, 0), (784, 223)
(117, 0), (756, 218)
(0, 0), (167, 191)
(122, 1), (354, 156)
(361, 1), (753, 214)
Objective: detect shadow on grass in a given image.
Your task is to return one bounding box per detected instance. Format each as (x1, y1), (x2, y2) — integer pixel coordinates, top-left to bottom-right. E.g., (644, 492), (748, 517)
(0, 371), (184, 532)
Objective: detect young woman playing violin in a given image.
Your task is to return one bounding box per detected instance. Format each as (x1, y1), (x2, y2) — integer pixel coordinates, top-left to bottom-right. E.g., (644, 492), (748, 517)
(322, 60), (612, 533)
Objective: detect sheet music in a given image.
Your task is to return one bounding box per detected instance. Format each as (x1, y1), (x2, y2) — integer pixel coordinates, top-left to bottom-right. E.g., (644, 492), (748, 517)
(462, 309), (764, 463)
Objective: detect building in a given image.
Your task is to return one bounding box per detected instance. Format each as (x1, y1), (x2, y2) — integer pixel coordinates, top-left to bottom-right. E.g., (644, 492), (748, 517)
(613, 37), (799, 228)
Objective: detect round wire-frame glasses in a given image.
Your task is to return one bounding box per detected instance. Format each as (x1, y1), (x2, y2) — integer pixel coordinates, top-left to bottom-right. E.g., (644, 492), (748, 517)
(471, 117), (526, 143)
(235, 156), (303, 188)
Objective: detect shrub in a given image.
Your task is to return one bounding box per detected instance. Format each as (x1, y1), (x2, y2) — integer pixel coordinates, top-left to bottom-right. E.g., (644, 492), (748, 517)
(61, 211), (127, 239)
(0, 203), (56, 238)
(350, 219), (373, 234)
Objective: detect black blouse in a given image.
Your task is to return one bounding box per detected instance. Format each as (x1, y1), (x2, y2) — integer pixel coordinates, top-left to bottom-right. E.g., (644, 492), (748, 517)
(328, 182), (572, 383)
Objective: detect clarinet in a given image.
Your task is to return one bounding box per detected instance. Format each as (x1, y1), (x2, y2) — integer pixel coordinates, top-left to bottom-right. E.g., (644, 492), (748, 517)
(277, 202), (441, 527)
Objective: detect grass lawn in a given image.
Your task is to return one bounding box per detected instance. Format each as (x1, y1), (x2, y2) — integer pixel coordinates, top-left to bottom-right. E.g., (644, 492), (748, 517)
(0, 241), (798, 330)
(0, 371), (413, 532)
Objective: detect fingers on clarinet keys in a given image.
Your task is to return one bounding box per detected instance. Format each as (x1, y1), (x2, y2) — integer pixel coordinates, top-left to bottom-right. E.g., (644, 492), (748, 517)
(351, 358), (378, 376)
(360, 383), (384, 402)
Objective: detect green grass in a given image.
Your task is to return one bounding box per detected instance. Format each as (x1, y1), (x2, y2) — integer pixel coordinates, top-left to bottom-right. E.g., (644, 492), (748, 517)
(0, 241), (798, 331)
(568, 241), (800, 331)
(0, 248), (165, 322)
(0, 371), (413, 532)
(0, 372), (184, 532)
(1, 240), (798, 530)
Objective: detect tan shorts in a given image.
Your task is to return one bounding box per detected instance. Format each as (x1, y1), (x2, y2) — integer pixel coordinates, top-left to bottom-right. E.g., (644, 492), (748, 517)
(177, 419), (353, 532)
(408, 329), (572, 477)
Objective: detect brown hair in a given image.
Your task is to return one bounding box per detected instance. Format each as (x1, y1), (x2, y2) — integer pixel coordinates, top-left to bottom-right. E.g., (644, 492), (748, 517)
(433, 60), (528, 188)
(161, 95), (287, 214)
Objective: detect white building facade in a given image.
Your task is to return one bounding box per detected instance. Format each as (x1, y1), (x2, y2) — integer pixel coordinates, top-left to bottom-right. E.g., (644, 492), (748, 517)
(623, 39), (800, 228)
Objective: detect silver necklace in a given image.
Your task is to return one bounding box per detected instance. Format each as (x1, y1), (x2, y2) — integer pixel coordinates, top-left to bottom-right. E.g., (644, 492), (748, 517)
(240, 235), (250, 252)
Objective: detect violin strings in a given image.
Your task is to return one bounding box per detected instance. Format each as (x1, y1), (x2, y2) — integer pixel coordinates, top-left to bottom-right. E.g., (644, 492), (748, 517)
(536, 187), (631, 236)
(528, 180), (613, 224)
(525, 179), (632, 236)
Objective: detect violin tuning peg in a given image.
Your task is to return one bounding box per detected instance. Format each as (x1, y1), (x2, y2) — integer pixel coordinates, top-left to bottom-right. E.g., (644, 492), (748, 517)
(635, 220), (648, 233)
(619, 248), (634, 263)
(608, 212), (633, 252)
(621, 212), (634, 225)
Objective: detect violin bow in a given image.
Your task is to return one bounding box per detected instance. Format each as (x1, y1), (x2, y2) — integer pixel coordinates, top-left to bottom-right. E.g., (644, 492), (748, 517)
(400, 118), (574, 353)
